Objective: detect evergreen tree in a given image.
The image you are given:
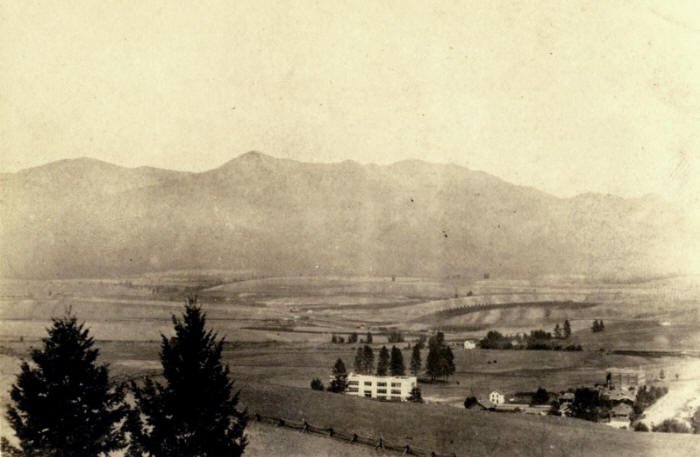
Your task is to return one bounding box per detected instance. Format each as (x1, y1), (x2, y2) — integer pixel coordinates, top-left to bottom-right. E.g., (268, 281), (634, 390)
(563, 320), (572, 338)
(329, 358), (347, 393)
(599, 320), (605, 331)
(353, 346), (365, 374)
(362, 345), (374, 374)
(366, 332), (373, 344)
(376, 346), (390, 376)
(389, 346), (405, 376)
(591, 320), (599, 332)
(425, 332), (455, 381)
(554, 323), (562, 339)
(6, 313), (126, 457)
(348, 332), (358, 344)
(127, 297), (247, 457)
(410, 345), (422, 375)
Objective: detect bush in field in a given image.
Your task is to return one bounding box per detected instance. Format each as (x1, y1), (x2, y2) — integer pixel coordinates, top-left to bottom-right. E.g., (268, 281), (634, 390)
(408, 387), (423, 403)
(310, 378), (324, 391)
(633, 422), (649, 432)
(6, 313), (126, 457)
(127, 297), (247, 457)
(652, 419), (691, 434)
(464, 396), (479, 409)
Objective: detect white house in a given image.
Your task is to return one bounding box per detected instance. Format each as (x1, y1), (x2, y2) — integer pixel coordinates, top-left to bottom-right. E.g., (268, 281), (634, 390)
(489, 391), (505, 405)
(463, 340), (477, 350)
(344, 373), (417, 401)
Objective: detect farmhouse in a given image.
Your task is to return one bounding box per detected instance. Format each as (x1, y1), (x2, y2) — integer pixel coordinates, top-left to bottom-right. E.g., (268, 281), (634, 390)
(489, 391), (505, 405)
(463, 340), (477, 350)
(345, 373), (417, 401)
(606, 403), (633, 429)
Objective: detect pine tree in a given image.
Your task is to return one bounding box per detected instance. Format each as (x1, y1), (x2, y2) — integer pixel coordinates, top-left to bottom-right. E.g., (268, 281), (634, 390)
(6, 313), (126, 457)
(128, 297), (247, 457)
(563, 320), (572, 338)
(554, 323), (562, 339)
(591, 320), (599, 333)
(329, 358), (348, 393)
(362, 345), (374, 374)
(366, 332), (373, 344)
(426, 332), (455, 381)
(410, 345), (422, 375)
(599, 320), (605, 331)
(353, 346), (365, 374)
(376, 346), (390, 376)
(389, 346), (405, 376)
(310, 378), (324, 391)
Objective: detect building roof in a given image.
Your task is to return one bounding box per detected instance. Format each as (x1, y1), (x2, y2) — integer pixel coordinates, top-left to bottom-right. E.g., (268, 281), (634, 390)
(611, 403), (633, 415)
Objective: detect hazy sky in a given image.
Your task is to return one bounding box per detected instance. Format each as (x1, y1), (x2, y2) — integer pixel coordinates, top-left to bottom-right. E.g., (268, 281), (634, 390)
(1, 1), (698, 205)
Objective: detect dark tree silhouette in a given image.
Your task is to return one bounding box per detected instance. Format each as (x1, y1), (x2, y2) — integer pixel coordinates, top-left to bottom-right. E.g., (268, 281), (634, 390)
(408, 387), (423, 403)
(366, 332), (373, 344)
(362, 345), (374, 374)
(425, 332), (455, 381)
(376, 346), (390, 376)
(563, 320), (572, 338)
(328, 358), (348, 393)
(310, 378), (324, 391)
(389, 346), (405, 376)
(127, 297), (247, 457)
(6, 313), (126, 457)
(410, 345), (422, 375)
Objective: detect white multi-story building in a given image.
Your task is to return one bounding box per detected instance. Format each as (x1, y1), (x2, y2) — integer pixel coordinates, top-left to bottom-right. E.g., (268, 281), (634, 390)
(344, 373), (417, 401)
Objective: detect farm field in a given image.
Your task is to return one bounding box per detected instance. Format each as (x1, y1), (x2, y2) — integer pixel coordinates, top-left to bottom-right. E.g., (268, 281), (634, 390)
(1, 273), (699, 454)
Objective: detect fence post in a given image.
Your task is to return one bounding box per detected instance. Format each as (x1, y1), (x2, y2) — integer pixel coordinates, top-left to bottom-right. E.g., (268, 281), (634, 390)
(403, 444), (411, 455)
(328, 427), (334, 437)
(278, 418), (285, 427)
(351, 433), (358, 443)
(303, 421), (309, 433)
(376, 435), (384, 449)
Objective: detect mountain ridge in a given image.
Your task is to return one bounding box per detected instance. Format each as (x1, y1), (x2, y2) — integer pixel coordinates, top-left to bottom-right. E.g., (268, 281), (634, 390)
(0, 152), (693, 279)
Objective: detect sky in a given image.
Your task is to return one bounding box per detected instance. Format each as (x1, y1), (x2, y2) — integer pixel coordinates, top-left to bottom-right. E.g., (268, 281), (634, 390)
(1, 0), (699, 208)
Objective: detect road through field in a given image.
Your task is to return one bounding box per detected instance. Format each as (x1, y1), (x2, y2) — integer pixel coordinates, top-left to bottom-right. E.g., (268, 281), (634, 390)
(640, 359), (700, 429)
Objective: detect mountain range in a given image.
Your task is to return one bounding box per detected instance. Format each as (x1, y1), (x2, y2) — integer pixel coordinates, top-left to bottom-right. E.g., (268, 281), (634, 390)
(0, 152), (693, 279)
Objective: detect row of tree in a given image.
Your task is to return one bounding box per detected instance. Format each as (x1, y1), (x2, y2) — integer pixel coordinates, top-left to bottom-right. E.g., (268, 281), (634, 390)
(331, 331), (373, 344)
(3, 298), (247, 457)
(553, 320), (572, 339)
(591, 319), (605, 333)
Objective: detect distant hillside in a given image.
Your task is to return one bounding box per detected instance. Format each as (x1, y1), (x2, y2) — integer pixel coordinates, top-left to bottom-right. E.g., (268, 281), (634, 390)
(0, 152), (693, 279)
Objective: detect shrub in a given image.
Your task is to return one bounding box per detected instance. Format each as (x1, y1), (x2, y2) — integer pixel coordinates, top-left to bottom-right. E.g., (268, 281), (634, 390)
(652, 419), (691, 434)
(310, 378), (325, 391)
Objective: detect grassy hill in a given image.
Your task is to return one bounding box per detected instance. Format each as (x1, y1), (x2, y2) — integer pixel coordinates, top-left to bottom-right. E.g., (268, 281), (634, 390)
(239, 383), (700, 457)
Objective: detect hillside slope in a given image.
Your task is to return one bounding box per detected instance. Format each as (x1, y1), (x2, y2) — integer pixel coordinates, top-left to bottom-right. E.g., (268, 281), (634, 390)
(0, 152), (692, 278)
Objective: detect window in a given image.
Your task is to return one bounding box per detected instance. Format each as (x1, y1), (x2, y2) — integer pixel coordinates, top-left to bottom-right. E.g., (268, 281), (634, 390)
(347, 387), (358, 393)
(377, 389), (387, 394)
(347, 380), (359, 386)
(364, 391), (372, 398)
(377, 396), (387, 401)
(391, 389), (401, 395)
(377, 382), (387, 387)
(391, 382), (401, 387)
(363, 381), (372, 386)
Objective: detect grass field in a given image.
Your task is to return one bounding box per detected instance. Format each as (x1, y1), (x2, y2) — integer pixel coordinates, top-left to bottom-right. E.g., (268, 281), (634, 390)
(1, 273), (699, 455)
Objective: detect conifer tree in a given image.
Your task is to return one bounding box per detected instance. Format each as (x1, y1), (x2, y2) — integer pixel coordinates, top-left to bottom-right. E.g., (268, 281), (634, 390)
(127, 297), (247, 457)
(376, 346), (390, 376)
(563, 320), (572, 338)
(353, 346), (365, 373)
(329, 358), (348, 393)
(554, 323), (562, 339)
(366, 332), (373, 344)
(6, 313), (126, 457)
(410, 345), (422, 375)
(389, 346), (405, 376)
(362, 344), (374, 374)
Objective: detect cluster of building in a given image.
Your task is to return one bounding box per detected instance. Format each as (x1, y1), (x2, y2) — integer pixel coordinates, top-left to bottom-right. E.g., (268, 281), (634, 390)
(472, 368), (645, 429)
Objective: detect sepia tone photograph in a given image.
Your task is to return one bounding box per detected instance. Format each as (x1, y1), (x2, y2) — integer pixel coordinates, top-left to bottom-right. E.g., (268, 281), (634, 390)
(1, 1), (699, 456)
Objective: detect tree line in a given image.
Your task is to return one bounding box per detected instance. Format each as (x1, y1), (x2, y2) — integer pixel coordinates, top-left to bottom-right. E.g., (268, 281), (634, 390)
(2, 297), (247, 457)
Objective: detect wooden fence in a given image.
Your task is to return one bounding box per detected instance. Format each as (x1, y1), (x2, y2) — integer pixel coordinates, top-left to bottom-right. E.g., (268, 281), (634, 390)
(249, 412), (458, 457)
